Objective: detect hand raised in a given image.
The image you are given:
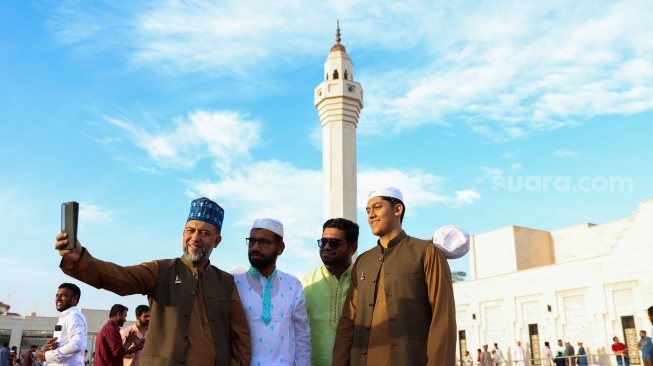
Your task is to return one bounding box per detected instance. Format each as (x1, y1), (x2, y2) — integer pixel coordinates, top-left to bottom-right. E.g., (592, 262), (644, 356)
(56, 231), (83, 265)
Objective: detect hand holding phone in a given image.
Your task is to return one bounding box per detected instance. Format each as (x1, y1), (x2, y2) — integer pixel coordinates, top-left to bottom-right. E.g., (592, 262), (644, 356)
(61, 202), (79, 250)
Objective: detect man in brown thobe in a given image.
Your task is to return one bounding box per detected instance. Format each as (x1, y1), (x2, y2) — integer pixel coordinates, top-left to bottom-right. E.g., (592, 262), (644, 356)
(55, 197), (251, 366)
(332, 187), (457, 366)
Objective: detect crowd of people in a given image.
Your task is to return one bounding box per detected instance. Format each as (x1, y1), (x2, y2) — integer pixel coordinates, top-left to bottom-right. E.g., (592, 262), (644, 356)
(1, 187), (652, 366)
(458, 330), (653, 366)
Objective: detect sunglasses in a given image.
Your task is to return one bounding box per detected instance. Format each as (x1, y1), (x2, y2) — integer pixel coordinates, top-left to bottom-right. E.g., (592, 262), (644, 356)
(317, 238), (348, 249)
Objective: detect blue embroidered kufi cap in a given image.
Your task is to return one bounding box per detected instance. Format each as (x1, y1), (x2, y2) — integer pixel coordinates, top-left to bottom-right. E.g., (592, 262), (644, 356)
(187, 197), (224, 230)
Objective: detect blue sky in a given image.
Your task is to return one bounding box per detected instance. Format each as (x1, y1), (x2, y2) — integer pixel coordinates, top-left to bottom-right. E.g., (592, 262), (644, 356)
(2, 0), (652, 318)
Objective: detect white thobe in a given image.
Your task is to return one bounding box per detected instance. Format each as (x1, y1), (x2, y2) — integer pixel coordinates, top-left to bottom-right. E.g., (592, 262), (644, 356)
(513, 346), (525, 366)
(232, 267), (311, 366)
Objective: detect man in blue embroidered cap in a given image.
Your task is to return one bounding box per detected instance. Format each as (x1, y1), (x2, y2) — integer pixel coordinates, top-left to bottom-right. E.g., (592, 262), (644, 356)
(231, 218), (311, 366)
(55, 197), (252, 365)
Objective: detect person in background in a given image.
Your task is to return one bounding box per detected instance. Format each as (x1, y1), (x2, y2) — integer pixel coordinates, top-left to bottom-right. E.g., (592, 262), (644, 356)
(120, 305), (149, 366)
(612, 336), (630, 366)
(36, 283), (87, 366)
(1, 343), (10, 366)
(541, 341), (554, 366)
(576, 342), (588, 366)
(94, 304), (138, 366)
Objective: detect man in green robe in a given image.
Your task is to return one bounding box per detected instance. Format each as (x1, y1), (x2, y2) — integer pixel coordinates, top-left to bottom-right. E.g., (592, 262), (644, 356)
(300, 218), (359, 366)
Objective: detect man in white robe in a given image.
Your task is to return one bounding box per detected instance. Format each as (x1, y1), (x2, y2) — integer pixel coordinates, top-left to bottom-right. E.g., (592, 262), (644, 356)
(513, 341), (526, 366)
(232, 218), (311, 366)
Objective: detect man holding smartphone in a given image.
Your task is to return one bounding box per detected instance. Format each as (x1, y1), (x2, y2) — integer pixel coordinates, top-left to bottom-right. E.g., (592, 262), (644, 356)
(54, 197), (251, 366)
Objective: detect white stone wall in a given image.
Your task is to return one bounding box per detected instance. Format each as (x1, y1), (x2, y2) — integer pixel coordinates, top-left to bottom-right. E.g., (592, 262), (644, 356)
(455, 198), (653, 365)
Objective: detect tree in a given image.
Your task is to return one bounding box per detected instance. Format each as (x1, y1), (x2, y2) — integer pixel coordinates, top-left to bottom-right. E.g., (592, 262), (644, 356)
(451, 270), (466, 283)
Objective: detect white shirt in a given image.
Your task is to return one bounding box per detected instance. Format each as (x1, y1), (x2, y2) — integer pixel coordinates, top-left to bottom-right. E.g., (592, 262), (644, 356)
(495, 348), (505, 363)
(232, 267), (311, 366)
(45, 306), (87, 366)
(542, 346), (553, 361)
(513, 345), (526, 366)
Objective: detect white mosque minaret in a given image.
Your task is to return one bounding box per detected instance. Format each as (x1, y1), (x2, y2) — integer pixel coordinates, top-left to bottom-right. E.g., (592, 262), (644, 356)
(314, 22), (364, 223)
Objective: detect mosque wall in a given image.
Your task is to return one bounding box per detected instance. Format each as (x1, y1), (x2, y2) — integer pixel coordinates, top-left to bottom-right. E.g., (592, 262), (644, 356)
(454, 198), (653, 365)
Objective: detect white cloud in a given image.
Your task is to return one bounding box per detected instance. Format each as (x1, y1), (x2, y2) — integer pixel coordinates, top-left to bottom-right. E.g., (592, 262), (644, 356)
(187, 160), (322, 264)
(554, 148), (579, 158)
(511, 163), (523, 170)
(105, 110), (261, 173)
(357, 169), (480, 211)
(452, 190), (481, 206)
(46, 0), (653, 141)
(357, 0), (653, 140)
(79, 201), (112, 222)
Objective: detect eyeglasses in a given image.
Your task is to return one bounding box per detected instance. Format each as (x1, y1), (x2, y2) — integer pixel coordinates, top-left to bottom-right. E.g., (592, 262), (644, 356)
(317, 238), (347, 249)
(245, 237), (277, 248)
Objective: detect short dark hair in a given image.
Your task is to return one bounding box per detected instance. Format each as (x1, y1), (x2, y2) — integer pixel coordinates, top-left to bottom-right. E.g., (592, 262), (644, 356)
(545, 341), (550, 347)
(323, 218), (359, 244)
(58, 283), (81, 301)
(135, 305), (150, 317)
(109, 304), (128, 318)
(380, 196), (405, 223)
(648, 305), (653, 317)
(2, 342), (7, 347)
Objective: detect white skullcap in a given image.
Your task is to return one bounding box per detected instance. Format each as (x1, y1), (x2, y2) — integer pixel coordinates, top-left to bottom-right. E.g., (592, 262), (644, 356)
(252, 218), (284, 238)
(432, 226), (470, 259)
(368, 186), (403, 201)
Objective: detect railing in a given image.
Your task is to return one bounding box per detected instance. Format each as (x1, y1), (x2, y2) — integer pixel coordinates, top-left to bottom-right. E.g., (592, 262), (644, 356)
(460, 352), (631, 366)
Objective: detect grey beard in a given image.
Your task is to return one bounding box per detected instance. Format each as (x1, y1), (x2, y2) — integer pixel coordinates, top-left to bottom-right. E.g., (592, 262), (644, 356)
(183, 247), (208, 263)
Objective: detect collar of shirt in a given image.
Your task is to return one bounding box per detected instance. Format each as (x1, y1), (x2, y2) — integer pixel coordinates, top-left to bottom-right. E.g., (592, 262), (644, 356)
(320, 263), (353, 280)
(59, 306), (79, 318)
(180, 255), (211, 273)
(375, 230), (407, 251)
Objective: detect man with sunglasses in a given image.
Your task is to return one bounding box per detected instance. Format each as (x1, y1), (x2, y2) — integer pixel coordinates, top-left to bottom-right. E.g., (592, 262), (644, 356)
(232, 218), (311, 366)
(332, 187), (457, 366)
(300, 218), (359, 366)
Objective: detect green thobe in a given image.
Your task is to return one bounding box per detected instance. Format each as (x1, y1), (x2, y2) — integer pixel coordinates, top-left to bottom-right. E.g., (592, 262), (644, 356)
(300, 264), (352, 366)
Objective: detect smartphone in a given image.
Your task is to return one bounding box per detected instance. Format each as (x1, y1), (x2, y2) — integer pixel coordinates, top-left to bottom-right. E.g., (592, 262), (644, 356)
(61, 202), (79, 250)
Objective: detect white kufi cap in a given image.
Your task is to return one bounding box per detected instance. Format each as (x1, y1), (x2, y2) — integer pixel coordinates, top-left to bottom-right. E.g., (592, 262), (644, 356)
(252, 218), (284, 238)
(432, 225), (470, 259)
(368, 186), (403, 201)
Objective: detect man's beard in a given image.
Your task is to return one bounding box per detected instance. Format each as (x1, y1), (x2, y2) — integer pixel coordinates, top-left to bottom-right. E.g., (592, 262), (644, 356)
(248, 253), (276, 271)
(183, 245), (213, 263)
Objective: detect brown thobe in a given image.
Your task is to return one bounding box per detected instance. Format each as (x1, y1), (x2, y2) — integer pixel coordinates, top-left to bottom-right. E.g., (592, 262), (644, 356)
(332, 231), (457, 366)
(60, 248), (251, 365)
